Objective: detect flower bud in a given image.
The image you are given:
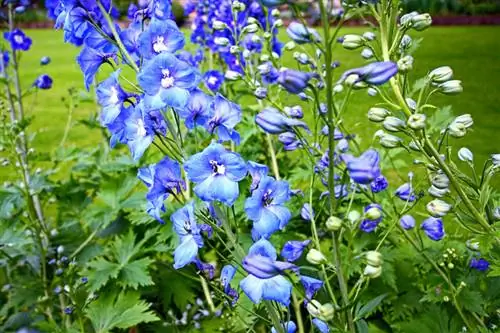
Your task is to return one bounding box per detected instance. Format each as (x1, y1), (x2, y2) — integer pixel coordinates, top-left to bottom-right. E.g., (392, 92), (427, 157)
(274, 19), (284, 28)
(256, 108), (309, 134)
(361, 48), (374, 59)
(367, 107), (390, 122)
(214, 37), (230, 46)
(57, 245), (65, 254)
(271, 8), (280, 17)
(225, 70), (242, 81)
(399, 35), (412, 50)
(229, 45), (240, 54)
(326, 216), (343, 231)
(365, 206), (382, 220)
(362, 31), (376, 41)
(260, 54), (270, 62)
(411, 13), (432, 31)
(243, 23), (259, 33)
(400, 11), (418, 27)
(306, 249), (327, 265)
(383, 116), (406, 132)
(428, 66), (453, 83)
(333, 84), (344, 94)
(232, 1), (246, 11)
(448, 122), (467, 138)
(367, 87), (377, 96)
(458, 147), (473, 162)
(284, 41), (296, 50)
(366, 251), (383, 267)
(319, 303), (335, 321)
(364, 264), (382, 278)
(431, 171), (449, 189)
(347, 210), (361, 224)
(247, 17), (258, 25)
(438, 80), (463, 95)
(379, 133), (402, 148)
(454, 114), (473, 128)
(212, 20), (227, 31)
(428, 185), (449, 198)
(466, 240), (480, 251)
(342, 34), (365, 50)
(307, 300), (322, 317)
(426, 199), (452, 217)
(400, 215), (416, 229)
(398, 55), (414, 72)
(407, 113), (426, 129)
(254, 87), (267, 99)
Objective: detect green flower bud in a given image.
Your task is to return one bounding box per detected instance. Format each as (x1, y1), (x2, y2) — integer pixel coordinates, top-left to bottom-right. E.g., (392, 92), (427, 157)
(214, 37), (230, 46)
(366, 251), (383, 267)
(379, 133), (402, 148)
(260, 54), (270, 62)
(271, 8), (280, 17)
(326, 216), (343, 231)
(243, 23), (259, 33)
(407, 113), (426, 129)
(409, 140), (421, 151)
(364, 264), (382, 278)
(263, 32), (272, 40)
(342, 34), (365, 50)
(438, 80), (463, 95)
(411, 13), (432, 31)
(319, 303), (335, 321)
(383, 116), (406, 132)
(247, 17), (258, 25)
(367, 107), (391, 122)
(428, 66), (453, 83)
(347, 210), (361, 223)
(306, 249), (328, 265)
(212, 20), (227, 31)
(400, 11), (418, 28)
(284, 41), (296, 50)
(398, 55), (414, 72)
(426, 199), (452, 217)
(229, 46), (240, 54)
(365, 206), (382, 220)
(448, 122), (467, 138)
(232, 1), (246, 11)
(274, 19), (284, 28)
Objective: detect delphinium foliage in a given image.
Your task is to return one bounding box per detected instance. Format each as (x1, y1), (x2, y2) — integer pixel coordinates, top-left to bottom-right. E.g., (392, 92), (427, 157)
(1, 0), (500, 332)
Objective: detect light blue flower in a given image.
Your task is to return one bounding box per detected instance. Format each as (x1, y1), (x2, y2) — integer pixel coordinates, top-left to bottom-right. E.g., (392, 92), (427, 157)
(207, 94), (242, 144)
(96, 69), (129, 125)
(138, 18), (185, 60)
(272, 321), (297, 333)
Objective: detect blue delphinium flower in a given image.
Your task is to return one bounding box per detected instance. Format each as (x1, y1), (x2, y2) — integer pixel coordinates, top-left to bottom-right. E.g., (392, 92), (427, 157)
(400, 215), (415, 230)
(312, 318), (330, 333)
(342, 149), (381, 184)
(395, 182), (416, 202)
(96, 70), (129, 125)
(277, 69), (316, 94)
(204, 70), (224, 91)
(77, 46), (115, 91)
(272, 321), (297, 333)
(340, 61), (398, 86)
(245, 176), (291, 239)
(256, 108), (309, 134)
(40, 56), (51, 65)
(138, 53), (200, 109)
(300, 203), (314, 221)
(171, 201), (208, 269)
(286, 22), (321, 44)
(247, 161), (269, 192)
(176, 89), (213, 129)
(470, 257), (489, 271)
(220, 264), (239, 305)
(300, 275), (323, 303)
(281, 240), (311, 262)
(207, 94), (242, 144)
(279, 132), (301, 151)
(370, 175), (388, 193)
(138, 18), (184, 60)
(138, 156), (184, 222)
(4, 29), (32, 51)
(33, 74), (53, 89)
(184, 142), (247, 206)
(421, 216), (444, 241)
(360, 203), (383, 232)
(240, 239), (294, 306)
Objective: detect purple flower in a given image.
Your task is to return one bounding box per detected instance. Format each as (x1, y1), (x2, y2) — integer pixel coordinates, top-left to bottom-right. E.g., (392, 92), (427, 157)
(77, 46), (115, 91)
(284, 105), (304, 119)
(279, 132), (301, 151)
(370, 175), (388, 193)
(470, 258), (489, 271)
(220, 265), (239, 304)
(4, 29), (32, 51)
(421, 216), (445, 241)
(247, 161), (269, 192)
(312, 319), (330, 333)
(207, 94), (241, 144)
(277, 69), (315, 94)
(400, 215), (415, 230)
(256, 108), (309, 134)
(300, 275), (323, 303)
(280, 240), (311, 262)
(176, 89), (213, 129)
(96, 70), (129, 125)
(340, 61), (398, 86)
(342, 149), (381, 184)
(34, 74), (53, 89)
(395, 183), (416, 202)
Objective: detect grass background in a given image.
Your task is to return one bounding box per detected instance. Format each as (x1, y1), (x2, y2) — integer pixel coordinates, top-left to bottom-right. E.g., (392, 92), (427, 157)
(12, 26), (500, 175)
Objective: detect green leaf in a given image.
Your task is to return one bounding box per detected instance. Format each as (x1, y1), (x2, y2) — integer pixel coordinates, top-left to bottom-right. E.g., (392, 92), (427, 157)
(458, 289), (487, 316)
(86, 291), (159, 333)
(87, 258), (120, 291)
(355, 319), (369, 333)
(118, 258), (155, 289)
(355, 294), (387, 320)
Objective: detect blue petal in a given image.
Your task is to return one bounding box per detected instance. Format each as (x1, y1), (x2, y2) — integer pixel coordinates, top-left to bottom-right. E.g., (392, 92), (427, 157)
(240, 274), (264, 304)
(160, 86), (190, 109)
(312, 319), (330, 333)
(173, 235), (199, 269)
(261, 275), (292, 306)
(248, 238), (277, 260)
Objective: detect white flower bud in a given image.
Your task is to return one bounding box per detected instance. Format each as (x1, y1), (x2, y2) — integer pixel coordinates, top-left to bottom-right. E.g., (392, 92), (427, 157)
(263, 32), (272, 40)
(306, 249), (328, 265)
(366, 251), (383, 267)
(307, 300), (322, 317)
(458, 147), (473, 162)
(438, 80), (463, 95)
(400, 11), (418, 27)
(411, 13), (432, 31)
(362, 31), (376, 41)
(453, 114), (473, 128)
(407, 113), (426, 129)
(326, 216), (343, 231)
(379, 133), (402, 148)
(342, 34), (365, 50)
(383, 116), (406, 132)
(214, 37), (230, 46)
(284, 41), (296, 50)
(274, 19), (283, 28)
(431, 171), (449, 189)
(57, 245), (65, 254)
(260, 54), (270, 62)
(319, 303), (335, 321)
(229, 45), (240, 54)
(398, 55), (414, 72)
(368, 107), (391, 122)
(364, 264), (382, 278)
(367, 88), (377, 96)
(400, 35), (412, 50)
(250, 34), (261, 44)
(271, 8), (280, 17)
(333, 84), (344, 93)
(365, 206), (382, 220)
(428, 66), (453, 83)
(426, 199), (452, 217)
(428, 185), (449, 198)
(232, 1), (246, 11)
(247, 17), (258, 25)
(347, 210), (361, 224)
(361, 48), (374, 59)
(243, 23), (259, 34)
(448, 122), (467, 138)
(242, 49), (251, 58)
(225, 70), (242, 81)
(212, 20), (227, 31)
(409, 140), (420, 151)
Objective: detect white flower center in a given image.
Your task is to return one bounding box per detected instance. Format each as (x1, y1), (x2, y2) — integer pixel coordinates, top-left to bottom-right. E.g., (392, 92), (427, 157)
(210, 160), (226, 175)
(208, 76), (218, 85)
(136, 118), (147, 137)
(161, 69), (175, 89)
(152, 36), (168, 53)
(109, 86), (119, 104)
(14, 35), (23, 44)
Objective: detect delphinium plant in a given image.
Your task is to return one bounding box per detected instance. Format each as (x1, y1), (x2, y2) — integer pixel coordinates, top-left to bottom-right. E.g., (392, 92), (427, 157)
(2, 0), (499, 331)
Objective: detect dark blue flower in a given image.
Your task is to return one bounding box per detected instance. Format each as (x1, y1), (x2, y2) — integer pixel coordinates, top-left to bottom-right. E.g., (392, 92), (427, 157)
(278, 69), (315, 94)
(256, 107), (309, 134)
(204, 70), (224, 91)
(370, 175), (388, 193)
(272, 321), (297, 333)
(33, 74), (53, 89)
(300, 275), (323, 302)
(340, 61), (398, 86)
(279, 132), (301, 151)
(138, 18), (184, 60)
(207, 94), (241, 144)
(421, 216), (444, 241)
(248, 161), (269, 192)
(342, 149), (381, 184)
(96, 70), (129, 125)
(400, 215), (415, 230)
(138, 53), (200, 109)
(4, 29), (32, 51)
(220, 264), (239, 304)
(312, 319), (330, 333)
(240, 239), (293, 306)
(176, 89), (213, 129)
(138, 156), (184, 222)
(395, 183), (416, 202)
(470, 257), (489, 271)
(245, 176), (291, 239)
(258, 61), (279, 85)
(360, 203), (383, 233)
(184, 142), (247, 206)
(127, 3), (138, 19)
(171, 201), (204, 269)
(286, 22), (321, 44)
(40, 56), (51, 65)
(281, 240), (311, 262)
(76, 46), (115, 91)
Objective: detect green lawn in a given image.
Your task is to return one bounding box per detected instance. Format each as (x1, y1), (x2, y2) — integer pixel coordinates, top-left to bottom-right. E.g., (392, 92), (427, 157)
(14, 26), (500, 169)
